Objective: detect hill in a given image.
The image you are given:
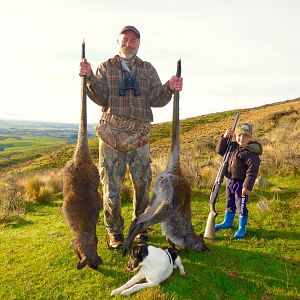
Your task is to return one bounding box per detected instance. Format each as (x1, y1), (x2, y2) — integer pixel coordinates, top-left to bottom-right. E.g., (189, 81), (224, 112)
(0, 97), (299, 299)
(1, 97), (299, 178)
(0, 119), (97, 172)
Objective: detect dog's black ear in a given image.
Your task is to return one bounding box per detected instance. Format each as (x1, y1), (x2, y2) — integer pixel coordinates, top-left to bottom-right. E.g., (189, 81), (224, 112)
(141, 243), (149, 259)
(136, 240), (148, 247)
(134, 243), (148, 261)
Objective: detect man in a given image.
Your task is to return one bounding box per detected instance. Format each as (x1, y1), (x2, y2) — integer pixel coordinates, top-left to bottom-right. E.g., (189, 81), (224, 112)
(79, 25), (183, 250)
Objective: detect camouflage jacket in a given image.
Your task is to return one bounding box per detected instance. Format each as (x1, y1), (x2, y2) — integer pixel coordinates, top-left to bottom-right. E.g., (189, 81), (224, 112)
(86, 55), (173, 122)
(216, 136), (263, 191)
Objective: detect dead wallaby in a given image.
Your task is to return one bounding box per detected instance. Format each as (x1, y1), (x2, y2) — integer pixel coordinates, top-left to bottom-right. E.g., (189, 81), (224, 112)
(63, 41), (103, 270)
(123, 60), (208, 254)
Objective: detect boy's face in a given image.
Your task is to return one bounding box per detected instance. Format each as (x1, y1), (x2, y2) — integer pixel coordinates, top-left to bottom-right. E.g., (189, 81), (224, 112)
(236, 134), (251, 147)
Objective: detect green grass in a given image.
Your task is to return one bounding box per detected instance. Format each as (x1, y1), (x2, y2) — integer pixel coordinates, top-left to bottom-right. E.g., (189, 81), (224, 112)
(0, 181), (299, 300)
(0, 135), (99, 174)
(0, 136), (67, 151)
(1, 99), (299, 298)
(0, 136), (68, 170)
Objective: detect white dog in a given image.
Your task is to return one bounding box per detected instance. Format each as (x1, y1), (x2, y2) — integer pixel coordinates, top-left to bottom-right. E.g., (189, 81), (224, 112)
(111, 243), (185, 296)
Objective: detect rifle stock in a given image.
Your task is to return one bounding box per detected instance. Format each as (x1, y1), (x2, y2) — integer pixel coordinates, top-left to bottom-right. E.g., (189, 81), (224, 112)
(204, 113), (239, 240)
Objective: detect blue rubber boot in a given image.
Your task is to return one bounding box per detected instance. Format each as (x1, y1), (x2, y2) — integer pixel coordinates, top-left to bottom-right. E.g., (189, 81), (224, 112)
(233, 216), (248, 239)
(215, 211), (235, 231)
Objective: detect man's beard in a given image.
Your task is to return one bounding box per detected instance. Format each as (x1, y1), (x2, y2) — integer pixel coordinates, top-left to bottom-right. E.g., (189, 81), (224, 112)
(119, 47), (139, 59)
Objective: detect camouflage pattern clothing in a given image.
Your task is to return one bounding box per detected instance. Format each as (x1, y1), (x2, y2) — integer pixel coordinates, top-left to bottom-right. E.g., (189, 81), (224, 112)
(86, 54), (173, 237)
(98, 139), (152, 235)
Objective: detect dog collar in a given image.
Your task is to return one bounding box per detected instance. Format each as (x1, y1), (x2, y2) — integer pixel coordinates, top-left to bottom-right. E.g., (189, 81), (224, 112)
(163, 249), (173, 265)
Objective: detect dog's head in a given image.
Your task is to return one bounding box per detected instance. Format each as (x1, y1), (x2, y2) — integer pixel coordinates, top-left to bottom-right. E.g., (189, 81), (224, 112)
(125, 242), (148, 272)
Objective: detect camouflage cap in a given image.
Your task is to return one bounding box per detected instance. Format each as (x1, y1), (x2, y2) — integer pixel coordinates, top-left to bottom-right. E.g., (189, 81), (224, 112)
(120, 25), (140, 39)
(236, 123), (253, 137)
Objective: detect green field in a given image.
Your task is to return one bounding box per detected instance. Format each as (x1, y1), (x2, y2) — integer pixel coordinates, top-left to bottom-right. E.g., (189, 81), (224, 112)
(0, 135), (69, 170)
(0, 99), (299, 299)
(0, 176), (299, 299)
(0, 135), (67, 150)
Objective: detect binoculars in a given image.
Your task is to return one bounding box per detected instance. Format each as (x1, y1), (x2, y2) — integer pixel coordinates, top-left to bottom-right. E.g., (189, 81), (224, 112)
(119, 75), (140, 96)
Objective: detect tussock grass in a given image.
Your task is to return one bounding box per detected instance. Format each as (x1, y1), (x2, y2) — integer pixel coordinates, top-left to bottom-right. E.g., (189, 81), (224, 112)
(0, 175), (25, 223)
(42, 169), (63, 194)
(23, 175), (53, 203)
(0, 170), (63, 222)
(21, 170), (64, 203)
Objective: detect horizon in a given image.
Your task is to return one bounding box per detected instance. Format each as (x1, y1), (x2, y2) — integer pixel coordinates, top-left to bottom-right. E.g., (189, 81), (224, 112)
(1, 96), (299, 126)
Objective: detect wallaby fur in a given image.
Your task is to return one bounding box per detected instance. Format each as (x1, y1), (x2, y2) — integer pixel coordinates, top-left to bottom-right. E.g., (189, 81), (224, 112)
(63, 74), (103, 270)
(123, 65), (208, 253)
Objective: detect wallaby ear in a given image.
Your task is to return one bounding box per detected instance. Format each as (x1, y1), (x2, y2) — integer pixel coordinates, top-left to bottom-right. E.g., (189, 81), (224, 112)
(77, 256), (87, 270)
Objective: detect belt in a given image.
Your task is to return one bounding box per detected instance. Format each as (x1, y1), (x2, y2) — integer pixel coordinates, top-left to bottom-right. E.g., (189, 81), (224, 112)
(100, 112), (150, 133)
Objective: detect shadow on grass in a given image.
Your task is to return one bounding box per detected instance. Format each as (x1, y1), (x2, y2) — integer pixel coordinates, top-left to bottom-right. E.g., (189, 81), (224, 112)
(211, 227), (300, 242)
(253, 187), (298, 202)
(25, 200), (61, 214)
(250, 228), (300, 241)
(1, 218), (33, 229)
(159, 244), (299, 299)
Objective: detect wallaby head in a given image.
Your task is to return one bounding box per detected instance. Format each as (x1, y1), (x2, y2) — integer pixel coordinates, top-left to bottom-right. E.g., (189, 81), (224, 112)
(72, 239), (103, 270)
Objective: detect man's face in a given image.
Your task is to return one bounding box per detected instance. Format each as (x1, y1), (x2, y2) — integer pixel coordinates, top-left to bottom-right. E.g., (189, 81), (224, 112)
(236, 134), (251, 147)
(118, 30), (140, 59)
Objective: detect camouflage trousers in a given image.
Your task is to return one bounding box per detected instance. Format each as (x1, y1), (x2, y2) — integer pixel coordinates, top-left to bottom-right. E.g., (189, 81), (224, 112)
(98, 139), (152, 235)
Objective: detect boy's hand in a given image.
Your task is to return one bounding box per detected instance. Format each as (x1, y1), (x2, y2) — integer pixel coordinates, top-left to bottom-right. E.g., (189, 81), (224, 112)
(224, 127), (234, 138)
(242, 188), (250, 196)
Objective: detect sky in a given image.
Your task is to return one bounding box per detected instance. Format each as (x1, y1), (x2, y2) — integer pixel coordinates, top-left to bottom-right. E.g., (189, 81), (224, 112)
(0, 0), (299, 124)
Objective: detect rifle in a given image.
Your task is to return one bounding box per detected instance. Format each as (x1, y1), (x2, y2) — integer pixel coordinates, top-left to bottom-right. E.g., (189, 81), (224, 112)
(204, 112), (239, 240)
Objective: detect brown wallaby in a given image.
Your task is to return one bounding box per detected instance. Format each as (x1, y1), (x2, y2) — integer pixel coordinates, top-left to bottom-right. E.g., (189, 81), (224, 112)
(62, 41), (103, 270)
(123, 60), (208, 254)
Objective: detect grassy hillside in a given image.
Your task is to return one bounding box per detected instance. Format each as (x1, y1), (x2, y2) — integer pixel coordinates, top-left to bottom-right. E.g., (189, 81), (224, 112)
(0, 97), (299, 299)
(1, 97), (299, 177)
(0, 136), (68, 170)
(0, 119), (96, 173)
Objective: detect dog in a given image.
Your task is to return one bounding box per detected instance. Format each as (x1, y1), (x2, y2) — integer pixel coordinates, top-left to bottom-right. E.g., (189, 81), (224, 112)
(111, 243), (185, 296)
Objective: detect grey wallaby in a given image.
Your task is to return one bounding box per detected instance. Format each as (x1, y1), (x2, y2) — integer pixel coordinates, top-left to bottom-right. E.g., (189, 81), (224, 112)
(123, 60), (208, 254)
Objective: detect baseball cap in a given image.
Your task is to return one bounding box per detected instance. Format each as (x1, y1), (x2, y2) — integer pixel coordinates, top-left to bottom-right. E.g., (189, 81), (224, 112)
(119, 25), (140, 39)
(236, 123), (253, 137)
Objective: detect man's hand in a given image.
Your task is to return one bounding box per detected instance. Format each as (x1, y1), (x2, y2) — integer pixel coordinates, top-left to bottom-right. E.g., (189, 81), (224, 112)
(168, 75), (183, 91)
(79, 58), (92, 77)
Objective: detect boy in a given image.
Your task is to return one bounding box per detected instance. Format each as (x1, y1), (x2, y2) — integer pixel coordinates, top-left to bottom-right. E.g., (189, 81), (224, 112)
(215, 123), (263, 239)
